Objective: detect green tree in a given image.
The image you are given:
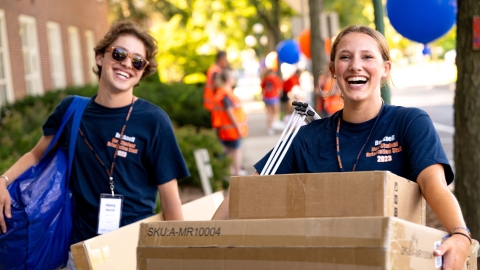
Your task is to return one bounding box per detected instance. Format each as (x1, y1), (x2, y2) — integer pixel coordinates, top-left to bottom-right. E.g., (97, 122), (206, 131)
(108, 0), (299, 82)
(325, 0), (372, 27)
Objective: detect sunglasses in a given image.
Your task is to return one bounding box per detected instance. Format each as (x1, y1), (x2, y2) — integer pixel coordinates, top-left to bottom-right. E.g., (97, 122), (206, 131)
(105, 46), (149, 71)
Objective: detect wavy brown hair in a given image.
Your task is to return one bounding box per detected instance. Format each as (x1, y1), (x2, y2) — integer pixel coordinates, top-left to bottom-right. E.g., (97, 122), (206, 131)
(93, 20), (158, 81)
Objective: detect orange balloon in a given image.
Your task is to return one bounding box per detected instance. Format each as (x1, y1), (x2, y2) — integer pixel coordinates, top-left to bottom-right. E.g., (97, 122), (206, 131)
(298, 30), (332, 58)
(298, 29), (311, 58)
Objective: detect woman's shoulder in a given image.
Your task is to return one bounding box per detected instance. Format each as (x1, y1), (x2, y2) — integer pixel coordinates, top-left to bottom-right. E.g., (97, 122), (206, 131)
(384, 104), (428, 119)
(299, 111), (338, 135)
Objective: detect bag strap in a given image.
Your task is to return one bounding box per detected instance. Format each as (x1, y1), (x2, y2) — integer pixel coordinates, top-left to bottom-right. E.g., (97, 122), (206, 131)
(67, 96), (89, 180)
(42, 96), (89, 178)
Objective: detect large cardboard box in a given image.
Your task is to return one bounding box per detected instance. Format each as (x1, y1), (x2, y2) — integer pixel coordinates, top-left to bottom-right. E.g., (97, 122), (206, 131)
(70, 191), (226, 270)
(137, 217), (479, 270)
(229, 171), (426, 224)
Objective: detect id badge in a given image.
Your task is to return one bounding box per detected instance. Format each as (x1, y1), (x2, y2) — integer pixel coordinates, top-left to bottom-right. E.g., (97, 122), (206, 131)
(97, 193), (123, 234)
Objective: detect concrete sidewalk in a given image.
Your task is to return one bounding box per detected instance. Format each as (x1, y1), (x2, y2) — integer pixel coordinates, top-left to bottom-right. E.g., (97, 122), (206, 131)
(241, 100), (281, 175)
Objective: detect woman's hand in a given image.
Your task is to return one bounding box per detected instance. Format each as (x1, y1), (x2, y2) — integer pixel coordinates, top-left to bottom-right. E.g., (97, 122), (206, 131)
(434, 233), (471, 270)
(0, 181), (11, 233)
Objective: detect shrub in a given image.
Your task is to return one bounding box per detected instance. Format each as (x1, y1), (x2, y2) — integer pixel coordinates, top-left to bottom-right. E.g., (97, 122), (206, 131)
(134, 82), (211, 129)
(174, 125), (230, 191)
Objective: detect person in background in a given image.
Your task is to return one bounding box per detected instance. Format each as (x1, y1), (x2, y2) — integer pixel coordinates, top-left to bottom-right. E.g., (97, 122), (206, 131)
(212, 25), (469, 269)
(281, 69), (302, 122)
(0, 20), (189, 269)
(316, 73), (344, 116)
(211, 68), (248, 176)
(204, 51), (229, 112)
(261, 69), (283, 135)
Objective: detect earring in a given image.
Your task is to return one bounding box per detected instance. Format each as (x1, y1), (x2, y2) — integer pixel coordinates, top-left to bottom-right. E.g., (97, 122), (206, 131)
(333, 75), (336, 79)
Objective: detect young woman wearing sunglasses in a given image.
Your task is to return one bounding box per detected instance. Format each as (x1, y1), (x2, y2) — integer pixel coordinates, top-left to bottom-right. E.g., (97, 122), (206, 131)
(0, 20), (189, 269)
(212, 25), (470, 269)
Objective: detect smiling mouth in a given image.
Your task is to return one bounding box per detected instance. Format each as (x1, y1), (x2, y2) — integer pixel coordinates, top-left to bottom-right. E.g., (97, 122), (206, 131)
(115, 70), (130, 79)
(347, 76), (368, 85)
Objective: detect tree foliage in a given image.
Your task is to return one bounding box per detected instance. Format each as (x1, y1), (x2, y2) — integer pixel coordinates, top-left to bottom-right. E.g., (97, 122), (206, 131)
(325, 0), (372, 27)
(108, 0), (299, 82)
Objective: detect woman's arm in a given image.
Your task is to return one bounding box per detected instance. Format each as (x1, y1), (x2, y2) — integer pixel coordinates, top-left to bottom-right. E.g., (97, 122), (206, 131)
(0, 135), (55, 233)
(416, 164), (470, 269)
(157, 179), (183, 220)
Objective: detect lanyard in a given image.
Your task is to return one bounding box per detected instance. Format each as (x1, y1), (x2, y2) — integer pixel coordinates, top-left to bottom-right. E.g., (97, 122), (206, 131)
(336, 103), (384, 172)
(79, 97), (135, 195)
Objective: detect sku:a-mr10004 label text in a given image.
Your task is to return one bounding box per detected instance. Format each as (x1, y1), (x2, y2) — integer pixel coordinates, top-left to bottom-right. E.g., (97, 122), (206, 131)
(147, 227), (221, 237)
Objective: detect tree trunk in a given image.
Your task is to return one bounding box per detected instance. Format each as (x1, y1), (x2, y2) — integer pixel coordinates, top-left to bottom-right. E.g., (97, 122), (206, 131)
(252, 0), (282, 53)
(454, 0), (480, 245)
(309, 0), (326, 110)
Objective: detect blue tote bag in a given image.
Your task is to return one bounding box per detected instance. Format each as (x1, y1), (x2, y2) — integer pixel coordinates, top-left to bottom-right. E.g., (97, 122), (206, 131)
(0, 96), (89, 270)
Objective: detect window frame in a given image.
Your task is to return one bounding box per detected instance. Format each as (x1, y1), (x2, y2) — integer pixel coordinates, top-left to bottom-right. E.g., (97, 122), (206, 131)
(19, 14), (44, 96)
(0, 9), (14, 108)
(68, 26), (84, 86)
(46, 21), (67, 89)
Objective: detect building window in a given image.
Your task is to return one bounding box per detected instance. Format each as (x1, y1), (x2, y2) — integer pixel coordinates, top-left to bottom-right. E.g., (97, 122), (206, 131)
(46, 22), (66, 89)
(0, 10), (13, 108)
(19, 15), (43, 96)
(85, 30), (97, 84)
(68, 26), (84, 86)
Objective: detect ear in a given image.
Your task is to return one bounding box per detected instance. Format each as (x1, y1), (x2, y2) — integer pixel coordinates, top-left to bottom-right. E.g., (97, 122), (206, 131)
(382, 61), (391, 78)
(96, 53), (104, 67)
(329, 64), (335, 78)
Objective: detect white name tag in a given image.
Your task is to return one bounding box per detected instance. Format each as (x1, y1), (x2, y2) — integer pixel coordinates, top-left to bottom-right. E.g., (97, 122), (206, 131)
(434, 241), (442, 268)
(97, 194), (123, 234)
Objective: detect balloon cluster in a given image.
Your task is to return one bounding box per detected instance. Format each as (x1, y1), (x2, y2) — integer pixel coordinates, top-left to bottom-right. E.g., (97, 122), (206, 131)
(273, 28), (331, 64)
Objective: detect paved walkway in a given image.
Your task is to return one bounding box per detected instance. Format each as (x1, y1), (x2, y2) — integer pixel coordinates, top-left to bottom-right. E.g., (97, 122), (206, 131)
(241, 101), (281, 175)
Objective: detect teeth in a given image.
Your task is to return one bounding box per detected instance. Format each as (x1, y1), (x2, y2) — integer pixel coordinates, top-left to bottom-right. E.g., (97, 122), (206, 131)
(116, 70), (130, 79)
(347, 77), (367, 82)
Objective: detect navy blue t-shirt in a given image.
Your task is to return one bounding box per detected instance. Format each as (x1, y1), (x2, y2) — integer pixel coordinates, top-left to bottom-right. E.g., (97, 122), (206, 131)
(255, 104), (454, 184)
(43, 95), (190, 244)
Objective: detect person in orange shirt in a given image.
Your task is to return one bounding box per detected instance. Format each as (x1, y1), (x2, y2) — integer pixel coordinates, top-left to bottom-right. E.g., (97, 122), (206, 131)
(316, 72), (344, 116)
(281, 69), (302, 120)
(204, 51), (228, 111)
(261, 69), (283, 135)
(211, 68), (248, 176)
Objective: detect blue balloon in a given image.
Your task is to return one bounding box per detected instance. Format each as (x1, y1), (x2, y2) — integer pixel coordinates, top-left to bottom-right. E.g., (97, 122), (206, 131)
(276, 39), (300, 64)
(386, 0), (456, 44)
(422, 45), (432, 56)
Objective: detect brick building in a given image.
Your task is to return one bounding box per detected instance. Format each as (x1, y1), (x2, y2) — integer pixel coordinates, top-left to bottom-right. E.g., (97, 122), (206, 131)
(0, 0), (109, 108)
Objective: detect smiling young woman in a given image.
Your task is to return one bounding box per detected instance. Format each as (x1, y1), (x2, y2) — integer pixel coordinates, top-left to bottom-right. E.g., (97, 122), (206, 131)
(212, 25), (470, 270)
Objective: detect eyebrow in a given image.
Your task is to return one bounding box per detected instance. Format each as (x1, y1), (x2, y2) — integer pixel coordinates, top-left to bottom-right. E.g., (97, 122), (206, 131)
(338, 49), (375, 54)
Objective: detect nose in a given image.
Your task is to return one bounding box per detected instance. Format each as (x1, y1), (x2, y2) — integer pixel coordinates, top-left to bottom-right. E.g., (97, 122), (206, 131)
(349, 58), (362, 72)
(120, 54), (134, 69)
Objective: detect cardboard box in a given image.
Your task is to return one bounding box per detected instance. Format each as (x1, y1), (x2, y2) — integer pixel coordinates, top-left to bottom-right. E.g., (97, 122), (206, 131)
(229, 171), (426, 224)
(137, 217), (478, 270)
(71, 191), (226, 270)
